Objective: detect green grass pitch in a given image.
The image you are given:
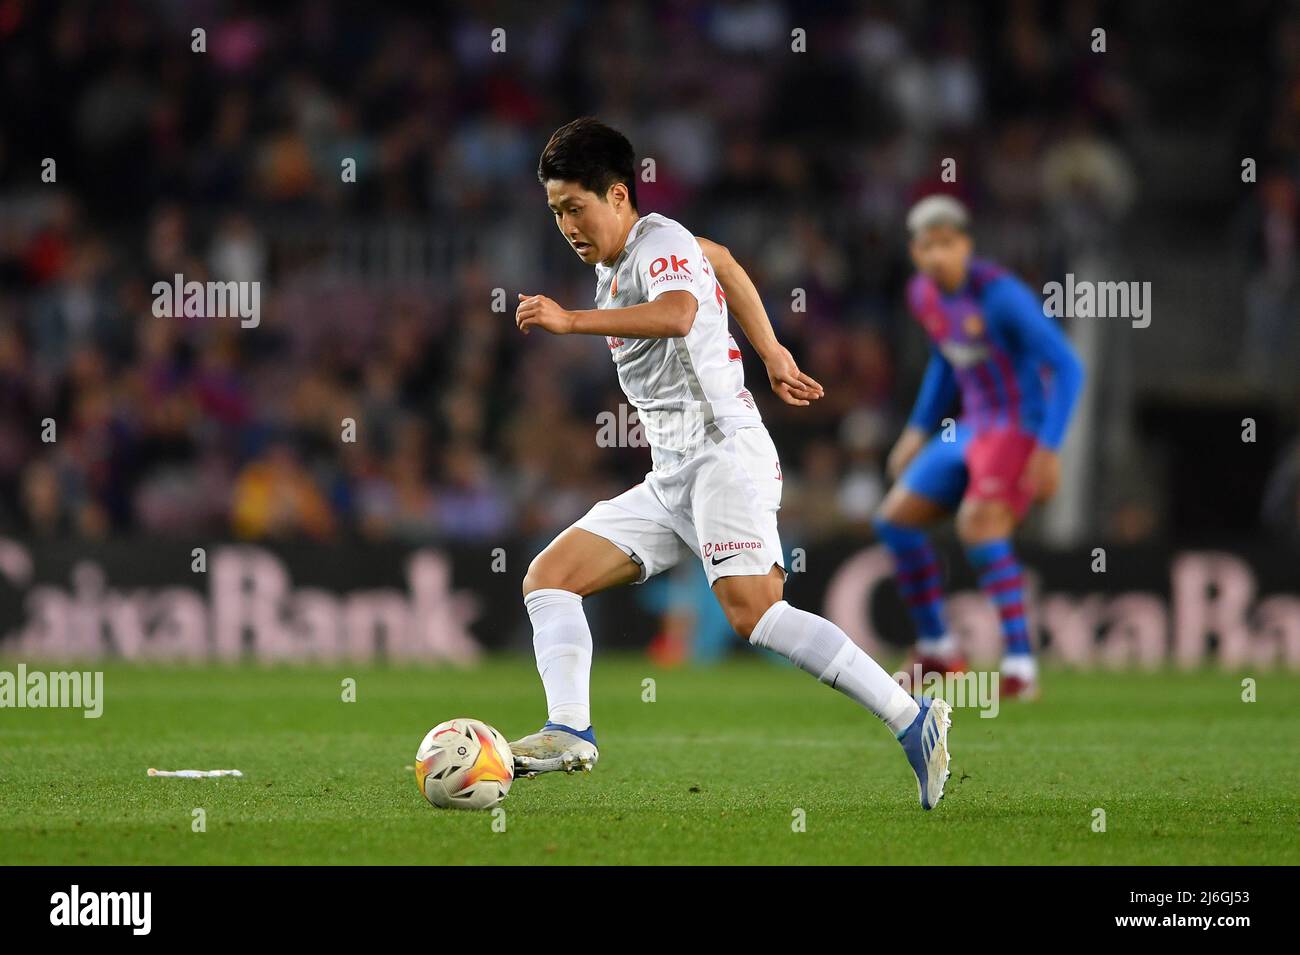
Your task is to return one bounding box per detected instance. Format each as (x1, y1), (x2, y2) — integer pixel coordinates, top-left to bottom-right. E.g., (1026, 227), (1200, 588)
(1, 657), (1297, 865)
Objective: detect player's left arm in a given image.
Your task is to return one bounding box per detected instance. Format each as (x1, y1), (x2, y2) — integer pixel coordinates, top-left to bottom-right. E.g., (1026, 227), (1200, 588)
(988, 276), (1086, 501)
(695, 236), (824, 406)
(515, 290), (697, 338)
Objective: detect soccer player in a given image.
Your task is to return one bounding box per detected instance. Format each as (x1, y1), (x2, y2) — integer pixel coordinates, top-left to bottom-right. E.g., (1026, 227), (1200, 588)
(874, 196), (1085, 699)
(510, 118), (952, 809)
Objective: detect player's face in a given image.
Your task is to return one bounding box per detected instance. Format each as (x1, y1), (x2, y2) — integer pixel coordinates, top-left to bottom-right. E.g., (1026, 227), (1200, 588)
(545, 179), (630, 266)
(910, 224), (973, 291)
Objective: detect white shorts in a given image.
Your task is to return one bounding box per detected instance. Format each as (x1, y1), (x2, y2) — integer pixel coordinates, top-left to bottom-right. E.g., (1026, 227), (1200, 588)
(574, 426), (785, 587)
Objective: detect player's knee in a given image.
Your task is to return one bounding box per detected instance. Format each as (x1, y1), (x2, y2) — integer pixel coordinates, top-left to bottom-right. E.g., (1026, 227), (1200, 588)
(954, 505), (984, 541)
(875, 485), (931, 529)
(874, 501), (927, 549)
(872, 508), (899, 536)
(717, 580), (783, 639)
(874, 497), (902, 528)
(521, 564), (543, 599)
(522, 553), (569, 598)
(724, 601), (770, 640)
(956, 501), (1012, 543)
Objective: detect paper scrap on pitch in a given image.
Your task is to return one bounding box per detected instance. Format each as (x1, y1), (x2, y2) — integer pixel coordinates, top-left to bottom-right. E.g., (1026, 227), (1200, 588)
(147, 768), (244, 778)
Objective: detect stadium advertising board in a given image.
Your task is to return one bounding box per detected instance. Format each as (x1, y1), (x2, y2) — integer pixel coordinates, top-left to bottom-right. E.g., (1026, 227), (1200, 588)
(2, 538), (1296, 669)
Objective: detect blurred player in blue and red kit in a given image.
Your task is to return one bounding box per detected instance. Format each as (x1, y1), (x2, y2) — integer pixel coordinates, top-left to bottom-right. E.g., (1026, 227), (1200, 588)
(875, 196), (1085, 699)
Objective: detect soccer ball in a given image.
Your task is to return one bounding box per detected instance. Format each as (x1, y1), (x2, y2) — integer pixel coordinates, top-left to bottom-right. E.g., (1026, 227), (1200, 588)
(415, 718), (514, 810)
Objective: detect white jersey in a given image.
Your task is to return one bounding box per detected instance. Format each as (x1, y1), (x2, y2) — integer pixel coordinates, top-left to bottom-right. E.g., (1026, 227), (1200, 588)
(593, 213), (762, 469)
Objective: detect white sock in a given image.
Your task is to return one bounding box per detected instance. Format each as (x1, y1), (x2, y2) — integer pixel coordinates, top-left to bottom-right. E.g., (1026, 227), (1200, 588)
(1000, 653), (1038, 682)
(525, 588), (593, 730)
(916, 633), (959, 657)
(750, 600), (919, 735)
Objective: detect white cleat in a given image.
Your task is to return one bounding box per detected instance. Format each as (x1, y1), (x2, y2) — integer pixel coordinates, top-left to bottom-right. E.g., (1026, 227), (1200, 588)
(898, 696), (953, 810)
(508, 724), (599, 778)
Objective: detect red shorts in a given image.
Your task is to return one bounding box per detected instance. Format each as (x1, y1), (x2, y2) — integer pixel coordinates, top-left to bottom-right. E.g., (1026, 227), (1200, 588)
(963, 427), (1039, 519)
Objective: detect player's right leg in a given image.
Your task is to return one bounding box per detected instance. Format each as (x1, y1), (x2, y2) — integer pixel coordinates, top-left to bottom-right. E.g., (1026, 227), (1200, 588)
(872, 429), (968, 678)
(513, 484), (689, 776)
(511, 527), (639, 776)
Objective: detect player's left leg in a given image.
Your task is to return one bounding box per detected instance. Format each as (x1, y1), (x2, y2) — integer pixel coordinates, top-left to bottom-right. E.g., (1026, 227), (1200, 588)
(712, 568), (951, 810)
(874, 426), (971, 675)
(713, 568), (917, 733)
(957, 427), (1041, 699)
(696, 428), (951, 809)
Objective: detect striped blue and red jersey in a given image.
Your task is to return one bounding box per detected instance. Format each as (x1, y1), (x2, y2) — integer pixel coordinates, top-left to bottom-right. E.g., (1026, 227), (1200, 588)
(904, 258), (1084, 450)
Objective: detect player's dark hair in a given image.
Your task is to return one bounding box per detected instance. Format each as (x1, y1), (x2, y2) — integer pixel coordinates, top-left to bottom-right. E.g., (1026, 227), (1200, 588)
(538, 117), (638, 210)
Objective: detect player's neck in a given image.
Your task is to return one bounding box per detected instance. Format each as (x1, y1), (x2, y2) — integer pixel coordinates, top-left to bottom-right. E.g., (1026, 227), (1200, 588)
(936, 267), (968, 295)
(601, 212), (641, 266)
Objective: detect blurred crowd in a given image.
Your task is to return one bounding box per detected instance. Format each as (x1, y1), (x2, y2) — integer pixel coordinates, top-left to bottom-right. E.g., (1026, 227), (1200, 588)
(0, 0), (1155, 544)
(1238, 10), (1300, 382)
(1232, 5), (1300, 539)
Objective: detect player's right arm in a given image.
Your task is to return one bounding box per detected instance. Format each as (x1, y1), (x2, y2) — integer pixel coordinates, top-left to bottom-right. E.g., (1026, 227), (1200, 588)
(515, 290), (697, 338)
(519, 223), (707, 339)
(887, 348), (956, 479)
(695, 236), (824, 407)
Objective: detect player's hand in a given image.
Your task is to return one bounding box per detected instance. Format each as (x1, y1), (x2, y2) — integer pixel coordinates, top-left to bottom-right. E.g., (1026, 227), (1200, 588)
(886, 427), (928, 480)
(516, 294), (575, 335)
(1022, 446), (1061, 501)
(763, 345), (824, 406)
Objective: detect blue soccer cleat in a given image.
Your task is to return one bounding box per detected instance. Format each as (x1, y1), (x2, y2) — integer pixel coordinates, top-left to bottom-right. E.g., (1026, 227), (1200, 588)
(897, 696), (953, 810)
